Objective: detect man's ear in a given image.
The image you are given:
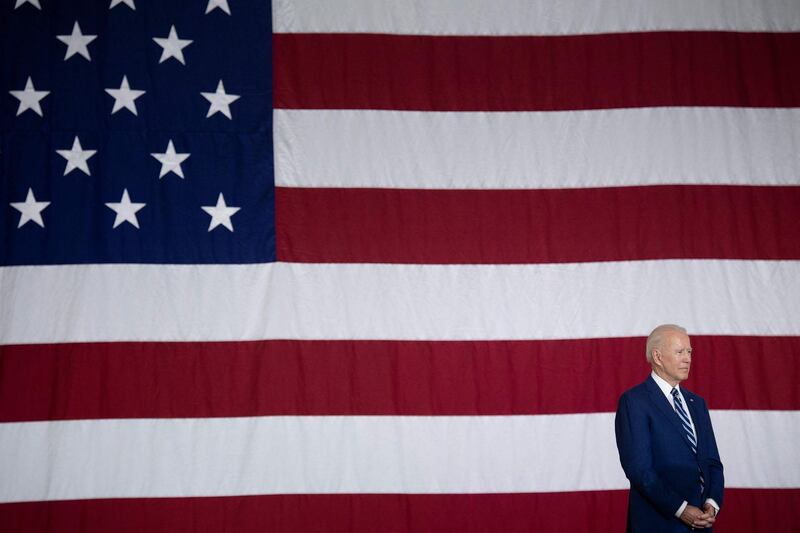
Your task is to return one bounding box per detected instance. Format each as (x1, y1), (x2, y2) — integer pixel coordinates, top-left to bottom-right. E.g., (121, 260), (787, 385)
(652, 349), (662, 368)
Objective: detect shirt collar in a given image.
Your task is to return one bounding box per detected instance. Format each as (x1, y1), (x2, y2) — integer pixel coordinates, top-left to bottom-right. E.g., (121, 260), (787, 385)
(651, 370), (680, 399)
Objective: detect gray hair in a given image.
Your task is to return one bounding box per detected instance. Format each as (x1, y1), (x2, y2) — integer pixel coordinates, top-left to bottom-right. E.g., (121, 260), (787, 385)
(645, 324), (687, 363)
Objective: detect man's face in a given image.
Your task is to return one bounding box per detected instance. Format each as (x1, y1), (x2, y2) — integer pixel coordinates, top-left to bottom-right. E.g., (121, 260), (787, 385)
(653, 330), (692, 386)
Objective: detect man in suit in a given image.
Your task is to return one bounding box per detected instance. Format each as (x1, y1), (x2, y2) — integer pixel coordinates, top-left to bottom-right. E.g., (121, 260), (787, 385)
(615, 324), (724, 532)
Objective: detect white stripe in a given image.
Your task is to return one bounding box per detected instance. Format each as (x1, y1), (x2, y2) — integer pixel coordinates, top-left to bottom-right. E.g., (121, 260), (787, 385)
(275, 108), (800, 189)
(273, 0), (800, 35)
(2, 260), (799, 344)
(712, 410), (800, 488)
(1, 411), (796, 502)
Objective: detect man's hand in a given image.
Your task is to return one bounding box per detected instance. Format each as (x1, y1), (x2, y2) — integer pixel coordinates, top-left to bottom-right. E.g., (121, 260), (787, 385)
(679, 504), (716, 529)
(703, 502), (718, 517)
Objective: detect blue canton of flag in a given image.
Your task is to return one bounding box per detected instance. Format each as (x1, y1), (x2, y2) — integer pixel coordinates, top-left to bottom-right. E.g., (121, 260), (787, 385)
(1, 0), (275, 265)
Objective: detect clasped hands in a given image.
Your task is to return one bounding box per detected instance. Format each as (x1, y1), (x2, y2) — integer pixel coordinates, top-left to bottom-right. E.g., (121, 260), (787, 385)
(679, 503), (716, 529)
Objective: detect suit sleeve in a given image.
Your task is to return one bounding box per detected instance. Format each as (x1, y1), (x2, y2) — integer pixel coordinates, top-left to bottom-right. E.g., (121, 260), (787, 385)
(615, 392), (686, 518)
(699, 399), (725, 507)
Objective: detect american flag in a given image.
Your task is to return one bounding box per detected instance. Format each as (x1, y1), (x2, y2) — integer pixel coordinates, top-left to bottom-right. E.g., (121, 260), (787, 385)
(1, 1), (799, 531)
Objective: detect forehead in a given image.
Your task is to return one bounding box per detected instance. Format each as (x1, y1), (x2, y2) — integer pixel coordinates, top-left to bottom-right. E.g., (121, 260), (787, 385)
(664, 330), (691, 348)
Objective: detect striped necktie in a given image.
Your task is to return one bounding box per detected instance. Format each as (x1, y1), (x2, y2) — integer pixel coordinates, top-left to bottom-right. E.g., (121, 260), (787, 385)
(672, 387), (704, 494)
(671, 388), (696, 453)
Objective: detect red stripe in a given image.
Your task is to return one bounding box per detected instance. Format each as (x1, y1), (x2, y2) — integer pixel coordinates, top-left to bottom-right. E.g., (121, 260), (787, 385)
(1, 336), (797, 421)
(1, 489), (798, 533)
(276, 186), (800, 264)
(274, 32), (800, 111)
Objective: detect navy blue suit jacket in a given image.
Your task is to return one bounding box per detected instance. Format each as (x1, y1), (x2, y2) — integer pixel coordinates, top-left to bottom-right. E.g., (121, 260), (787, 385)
(615, 376), (724, 532)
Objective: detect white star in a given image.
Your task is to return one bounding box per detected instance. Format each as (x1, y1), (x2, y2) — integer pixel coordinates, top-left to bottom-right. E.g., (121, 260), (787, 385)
(205, 0), (230, 15)
(9, 77), (50, 117)
(14, 0), (41, 9)
(201, 80), (240, 119)
(105, 76), (145, 115)
(109, 0), (135, 9)
(56, 136), (97, 176)
(202, 193), (240, 232)
(10, 188), (50, 228)
(151, 139), (190, 179)
(56, 21), (97, 61)
(105, 189), (145, 229)
(153, 25), (193, 65)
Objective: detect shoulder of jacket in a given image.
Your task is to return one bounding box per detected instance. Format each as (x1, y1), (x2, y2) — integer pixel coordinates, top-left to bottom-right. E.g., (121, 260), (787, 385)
(620, 379), (650, 399)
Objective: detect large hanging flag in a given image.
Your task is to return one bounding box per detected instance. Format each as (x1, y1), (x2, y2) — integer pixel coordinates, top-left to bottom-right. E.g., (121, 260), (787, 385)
(1, 1), (799, 531)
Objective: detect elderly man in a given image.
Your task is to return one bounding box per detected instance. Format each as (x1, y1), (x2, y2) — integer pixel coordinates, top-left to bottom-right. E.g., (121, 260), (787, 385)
(615, 324), (724, 532)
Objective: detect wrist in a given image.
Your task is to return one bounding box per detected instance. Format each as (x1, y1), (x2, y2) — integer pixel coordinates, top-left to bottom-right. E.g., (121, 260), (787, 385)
(704, 498), (719, 516)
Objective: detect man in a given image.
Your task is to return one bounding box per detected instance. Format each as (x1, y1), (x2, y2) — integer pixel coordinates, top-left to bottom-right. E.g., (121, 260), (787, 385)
(615, 324), (724, 532)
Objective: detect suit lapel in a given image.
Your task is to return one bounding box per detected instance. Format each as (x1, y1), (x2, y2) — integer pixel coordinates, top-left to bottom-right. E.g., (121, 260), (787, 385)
(644, 377), (697, 453)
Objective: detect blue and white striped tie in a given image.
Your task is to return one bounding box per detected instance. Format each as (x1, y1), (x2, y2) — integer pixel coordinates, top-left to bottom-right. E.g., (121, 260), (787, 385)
(671, 388), (696, 453)
(672, 387), (704, 494)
